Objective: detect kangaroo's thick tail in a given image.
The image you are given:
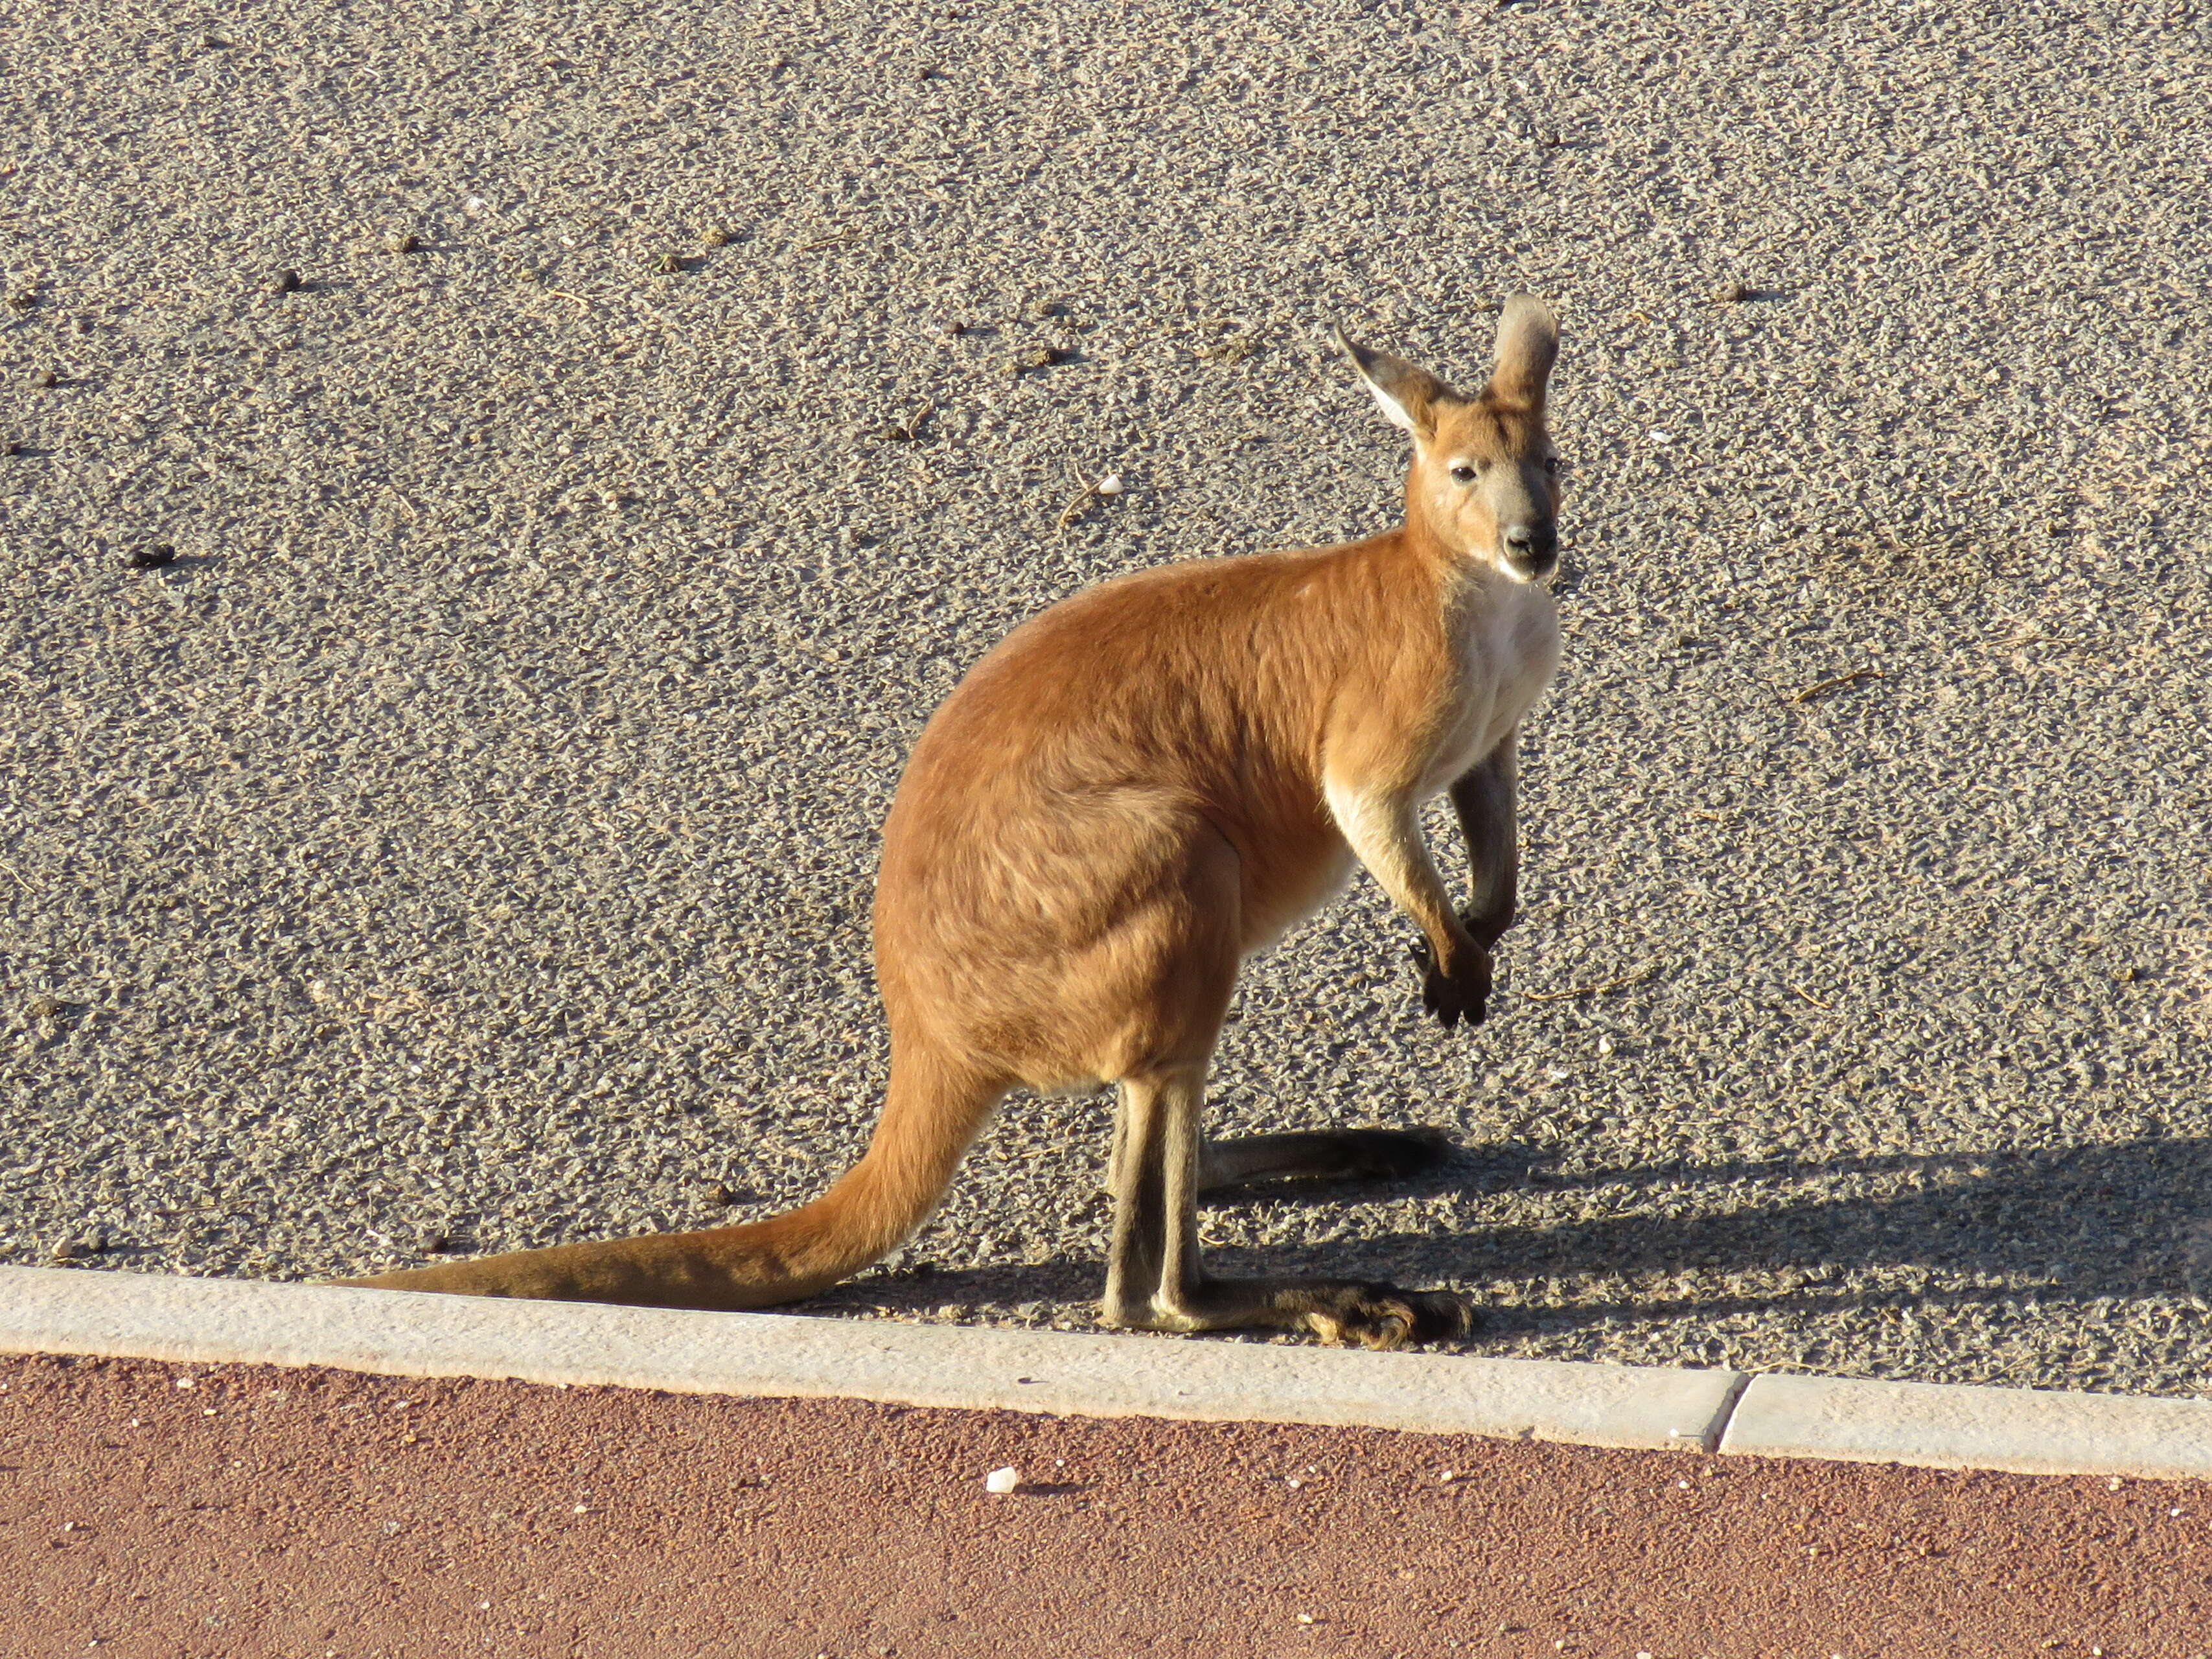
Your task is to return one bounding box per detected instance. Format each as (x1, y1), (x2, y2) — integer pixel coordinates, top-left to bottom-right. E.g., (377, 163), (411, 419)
(331, 1052), (1003, 1311)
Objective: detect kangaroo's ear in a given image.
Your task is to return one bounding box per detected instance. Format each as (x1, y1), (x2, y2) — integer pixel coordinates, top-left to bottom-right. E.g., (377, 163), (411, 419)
(1334, 327), (1455, 438)
(1486, 294), (1559, 412)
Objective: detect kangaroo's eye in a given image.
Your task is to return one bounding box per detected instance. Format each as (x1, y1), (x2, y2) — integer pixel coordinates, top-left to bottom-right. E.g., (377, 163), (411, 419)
(1449, 465), (1477, 483)
(1544, 455), (1561, 474)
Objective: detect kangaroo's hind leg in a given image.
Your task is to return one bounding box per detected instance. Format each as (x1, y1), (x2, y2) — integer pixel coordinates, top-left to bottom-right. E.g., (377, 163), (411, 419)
(1101, 1062), (1473, 1350)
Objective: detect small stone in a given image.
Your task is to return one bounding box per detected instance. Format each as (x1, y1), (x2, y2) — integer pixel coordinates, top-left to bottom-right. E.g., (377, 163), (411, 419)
(943, 319), (966, 337)
(27, 995), (64, 1018)
(984, 1466), (1020, 1494)
(417, 1227), (452, 1254)
(127, 544), (178, 569)
(1714, 280), (1750, 303)
(700, 225), (733, 248)
(51, 1233), (104, 1261)
(271, 268), (303, 294)
(1094, 473), (1123, 495)
(29, 368), (58, 388)
(1, 439), (20, 457)
(386, 231), (419, 254)
(5, 288), (34, 313)
(655, 251), (685, 274)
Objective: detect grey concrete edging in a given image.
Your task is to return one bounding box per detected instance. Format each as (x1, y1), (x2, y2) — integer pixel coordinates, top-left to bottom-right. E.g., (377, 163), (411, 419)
(1721, 1370), (2212, 1481)
(0, 1266), (1735, 1450)
(6, 1266), (2212, 1478)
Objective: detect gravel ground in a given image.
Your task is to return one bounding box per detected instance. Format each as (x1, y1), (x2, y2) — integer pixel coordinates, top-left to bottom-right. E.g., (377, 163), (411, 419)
(5, 0), (2210, 1394)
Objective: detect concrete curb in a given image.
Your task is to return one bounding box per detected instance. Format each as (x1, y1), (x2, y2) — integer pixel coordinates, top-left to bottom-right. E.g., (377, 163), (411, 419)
(1722, 1371), (2212, 1481)
(0, 1267), (1740, 1451)
(5, 1266), (2211, 1478)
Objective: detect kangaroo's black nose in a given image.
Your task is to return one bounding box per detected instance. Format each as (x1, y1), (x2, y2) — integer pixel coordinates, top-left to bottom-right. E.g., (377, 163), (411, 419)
(1504, 522), (1556, 557)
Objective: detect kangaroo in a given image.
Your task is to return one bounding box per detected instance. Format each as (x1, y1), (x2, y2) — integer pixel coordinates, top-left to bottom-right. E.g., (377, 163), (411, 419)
(341, 297), (1565, 1349)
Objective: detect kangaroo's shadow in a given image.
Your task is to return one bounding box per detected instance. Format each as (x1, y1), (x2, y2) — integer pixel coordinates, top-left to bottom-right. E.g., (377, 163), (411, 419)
(810, 1136), (2212, 1333)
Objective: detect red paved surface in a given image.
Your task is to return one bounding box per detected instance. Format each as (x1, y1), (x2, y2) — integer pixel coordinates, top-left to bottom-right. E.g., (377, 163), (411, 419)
(4, 1352), (2208, 1657)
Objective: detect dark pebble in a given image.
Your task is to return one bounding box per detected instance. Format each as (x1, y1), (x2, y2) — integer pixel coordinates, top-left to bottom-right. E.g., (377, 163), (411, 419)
(127, 544), (178, 569)
(30, 368), (58, 388)
(1008, 345), (1066, 375)
(386, 231), (419, 254)
(272, 268), (303, 294)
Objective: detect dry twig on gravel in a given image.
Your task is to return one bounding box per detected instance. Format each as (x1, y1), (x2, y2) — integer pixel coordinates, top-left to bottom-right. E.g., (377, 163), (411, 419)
(1790, 665), (1884, 704)
(1523, 963), (1661, 1004)
(1055, 460), (1122, 539)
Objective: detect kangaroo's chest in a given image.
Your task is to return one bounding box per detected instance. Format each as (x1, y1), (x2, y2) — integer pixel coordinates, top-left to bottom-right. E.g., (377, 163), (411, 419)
(1420, 585), (1561, 796)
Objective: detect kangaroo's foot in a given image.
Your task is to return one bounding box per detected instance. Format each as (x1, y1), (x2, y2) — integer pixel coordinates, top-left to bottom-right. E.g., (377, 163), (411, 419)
(1198, 1126), (1453, 1191)
(1105, 1275), (1475, 1351)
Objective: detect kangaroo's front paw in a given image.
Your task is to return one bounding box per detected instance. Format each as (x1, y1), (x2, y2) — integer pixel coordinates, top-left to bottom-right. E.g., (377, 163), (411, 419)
(1408, 937), (1492, 1030)
(1304, 1284), (1475, 1351)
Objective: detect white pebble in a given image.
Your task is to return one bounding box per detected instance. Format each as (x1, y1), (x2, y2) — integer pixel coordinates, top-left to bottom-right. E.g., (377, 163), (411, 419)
(1095, 473), (1123, 495)
(984, 1465), (1020, 1494)
(1648, 428), (1673, 443)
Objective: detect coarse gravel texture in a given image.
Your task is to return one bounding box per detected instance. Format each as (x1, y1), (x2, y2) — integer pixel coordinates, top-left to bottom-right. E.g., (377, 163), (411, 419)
(5, 1), (2210, 1393)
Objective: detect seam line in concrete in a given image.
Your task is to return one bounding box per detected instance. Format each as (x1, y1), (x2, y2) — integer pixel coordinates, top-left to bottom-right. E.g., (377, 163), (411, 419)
(6, 1267), (2211, 1478)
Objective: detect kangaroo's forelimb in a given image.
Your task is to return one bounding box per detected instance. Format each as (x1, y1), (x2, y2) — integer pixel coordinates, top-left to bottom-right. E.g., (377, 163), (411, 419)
(1451, 731), (1520, 951)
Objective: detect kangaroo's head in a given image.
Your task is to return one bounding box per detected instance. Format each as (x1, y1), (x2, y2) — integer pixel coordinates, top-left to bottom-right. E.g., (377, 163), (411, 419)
(1336, 296), (1561, 584)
